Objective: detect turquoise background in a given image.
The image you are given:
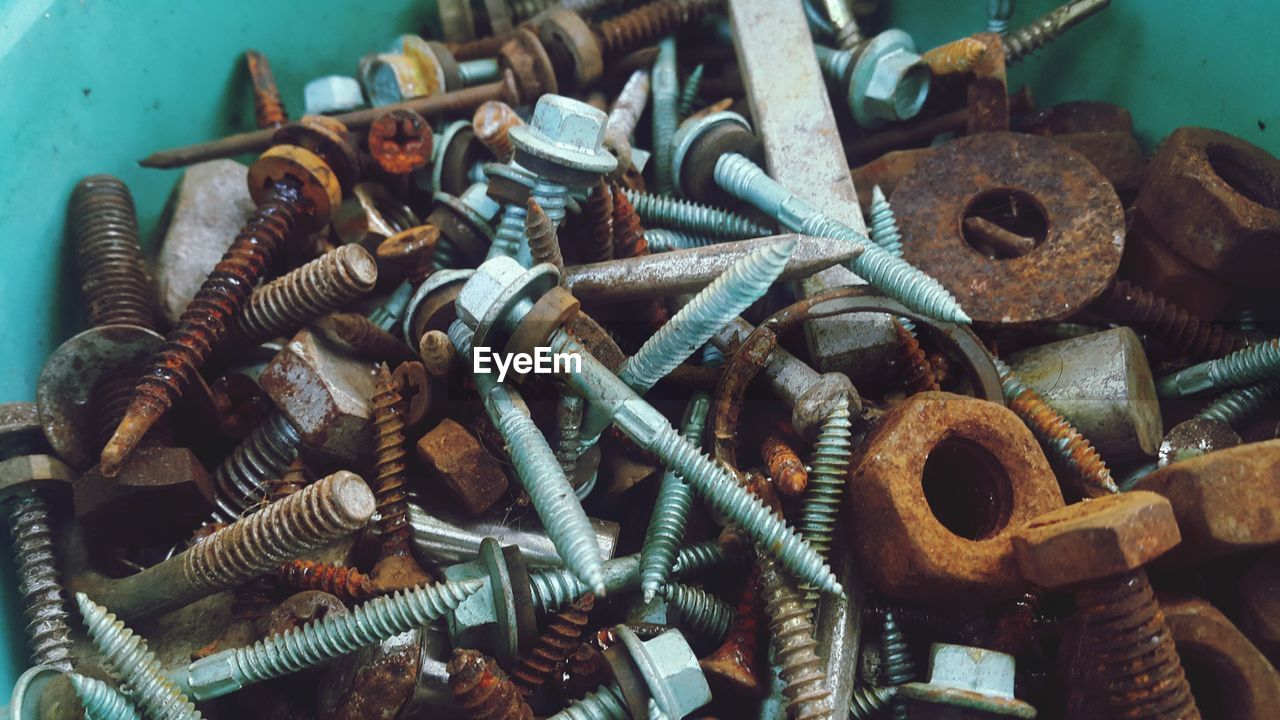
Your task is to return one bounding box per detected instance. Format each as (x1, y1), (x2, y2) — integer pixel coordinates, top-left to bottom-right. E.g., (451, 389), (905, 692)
(1, 0), (1276, 699)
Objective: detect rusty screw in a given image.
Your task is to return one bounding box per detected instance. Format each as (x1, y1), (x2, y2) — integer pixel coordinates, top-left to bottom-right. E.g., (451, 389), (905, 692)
(246, 49), (288, 129)
(368, 108), (435, 175)
(511, 593), (596, 695)
(473, 100), (525, 163)
(369, 363), (434, 591)
(448, 648), (536, 720)
(762, 430), (809, 496)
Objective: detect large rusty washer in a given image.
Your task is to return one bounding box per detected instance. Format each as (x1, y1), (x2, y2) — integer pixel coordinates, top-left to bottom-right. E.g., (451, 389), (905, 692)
(895, 132), (1125, 324)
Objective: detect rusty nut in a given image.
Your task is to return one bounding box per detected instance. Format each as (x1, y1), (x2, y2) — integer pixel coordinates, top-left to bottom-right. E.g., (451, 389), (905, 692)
(75, 446), (215, 548)
(415, 418), (508, 515)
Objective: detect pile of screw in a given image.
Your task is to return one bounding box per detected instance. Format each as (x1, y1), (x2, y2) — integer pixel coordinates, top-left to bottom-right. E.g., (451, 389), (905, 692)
(8, 0), (1280, 718)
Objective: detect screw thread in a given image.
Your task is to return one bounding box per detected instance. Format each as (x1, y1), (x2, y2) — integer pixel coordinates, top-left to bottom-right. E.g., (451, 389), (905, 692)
(448, 648), (536, 720)
(69, 673), (143, 720)
(640, 394), (710, 602)
(1094, 280), (1248, 361)
(246, 50), (287, 129)
(212, 412), (303, 521)
(487, 202), (530, 263)
(372, 364), (414, 555)
(594, 0), (722, 61)
(579, 179), (615, 262)
(880, 611), (914, 720)
(1196, 381), (1280, 427)
(527, 198), (568, 278)
(533, 178), (570, 230)
(671, 540), (736, 577)
(511, 593), (596, 695)
(987, 0), (1015, 33)
(1004, 0), (1110, 65)
(868, 186), (903, 257)
(473, 101), (523, 164)
(609, 186), (649, 258)
(833, 16), (865, 51)
(993, 358), (1118, 496)
(230, 244), (378, 347)
(797, 398), (851, 606)
(652, 37), (679, 195)
(5, 492), (76, 672)
(369, 280), (415, 330)
(183, 577), (484, 698)
(714, 153), (970, 324)
(556, 393), (585, 475)
(530, 541), (732, 612)
(848, 685), (895, 719)
(607, 69), (651, 143)
(622, 188), (772, 240)
(92, 369), (147, 462)
(814, 45), (854, 86)
(921, 37), (990, 75)
(276, 560), (381, 603)
(451, 322), (607, 596)
(549, 681), (630, 720)
(187, 471), (374, 594)
(677, 63), (705, 119)
(312, 312), (410, 361)
(762, 432), (808, 496)
(759, 555), (834, 720)
(1076, 569), (1201, 719)
(76, 594), (204, 720)
(1157, 337), (1280, 398)
(101, 183), (303, 476)
(664, 583), (733, 643)
(69, 175), (157, 331)
(894, 319), (939, 394)
(644, 228), (719, 252)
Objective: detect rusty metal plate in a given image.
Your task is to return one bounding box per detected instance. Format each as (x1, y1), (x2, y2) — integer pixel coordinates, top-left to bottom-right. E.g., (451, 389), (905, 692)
(1161, 594), (1280, 720)
(896, 132), (1125, 324)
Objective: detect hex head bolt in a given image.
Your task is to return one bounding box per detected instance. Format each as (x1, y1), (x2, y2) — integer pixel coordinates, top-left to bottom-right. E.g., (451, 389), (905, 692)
(450, 321), (607, 596)
(1003, 0), (1111, 64)
(100, 118), (359, 476)
(711, 151), (970, 324)
(987, 0), (1015, 33)
(1158, 337), (1280, 399)
(0, 449), (77, 673)
(68, 673), (142, 720)
(894, 643), (1036, 717)
(456, 257), (841, 596)
(93, 470), (375, 621)
(814, 31), (932, 128)
(638, 393), (711, 603)
(448, 648), (536, 720)
(1012, 492), (1202, 719)
(77, 594), (204, 720)
(758, 554), (834, 720)
(245, 49), (287, 129)
(166, 576), (484, 702)
(548, 626), (711, 720)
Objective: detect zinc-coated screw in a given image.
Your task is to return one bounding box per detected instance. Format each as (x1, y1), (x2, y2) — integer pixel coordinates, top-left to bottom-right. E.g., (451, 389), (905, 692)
(639, 392), (711, 603)
(76, 593), (204, 720)
(69, 673), (142, 720)
(168, 576), (484, 701)
(486, 164), (538, 264)
(368, 279), (416, 331)
(1003, 0), (1111, 65)
(96, 471), (375, 620)
(677, 63), (705, 120)
(1196, 381), (1280, 427)
(662, 582), (733, 644)
(714, 152), (970, 324)
(820, 0), (865, 50)
(511, 593), (596, 695)
(621, 188), (773, 240)
(880, 610), (915, 720)
(555, 393), (586, 477)
(814, 44), (854, 86)
(228, 244), (378, 348)
(450, 321), (607, 596)
(992, 357), (1118, 497)
(867, 186), (903, 257)
(549, 681), (629, 720)
(1157, 337), (1280, 399)
(644, 228), (718, 252)
(509, 95), (616, 235)
(580, 240), (795, 446)
(758, 554), (834, 720)
(210, 412), (303, 522)
(4, 490), (76, 672)
(797, 397), (852, 607)
(652, 36), (679, 195)
(448, 648), (536, 720)
(69, 175), (157, 330)
(987, 0), (1015, 33)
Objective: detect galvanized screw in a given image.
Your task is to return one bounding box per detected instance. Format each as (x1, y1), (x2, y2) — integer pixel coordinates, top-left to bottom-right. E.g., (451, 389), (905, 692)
(1157, 337), (1280, 399)
(652, 36), (679, 195)
(880, 610), (915, 720)
(677, 63), (705, 120)
(662, 583), (733, 644)
(1003, 0), (1111, 65)
(987, 0), (1015, 33)
(1196, 381), (1280, 428)
(68, 673), (142, 720)
(797, 397), (852, 606)
(644, 228), (718, 252)
(621, 187), (773, 240)
(713, 152), (970, 324)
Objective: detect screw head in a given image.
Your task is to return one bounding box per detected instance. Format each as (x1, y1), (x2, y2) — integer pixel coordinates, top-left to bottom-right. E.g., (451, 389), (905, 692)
(510, 95), (616, 185)
(617, 626), (711, 720)
(456, 257), (559, 353)
(851, 29), (931, 128)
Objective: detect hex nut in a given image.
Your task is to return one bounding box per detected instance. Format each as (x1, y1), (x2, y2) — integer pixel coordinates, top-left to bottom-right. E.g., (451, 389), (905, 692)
(259, 328), (378, 463)
(74, 445), (215, 548)
(1135, 127), (1280, 287)
(304, 76), (365, 115)
(849, 392), (1065, 604)
(415, 418), (508, 515)
(1132, 439), (1280, 565)
(1012, 491), (1181, 590)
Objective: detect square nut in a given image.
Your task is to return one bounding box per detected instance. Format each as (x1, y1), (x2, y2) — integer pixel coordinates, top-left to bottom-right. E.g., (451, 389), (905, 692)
(1012, 491), (1181, 590)
(416, 418), (508, 514)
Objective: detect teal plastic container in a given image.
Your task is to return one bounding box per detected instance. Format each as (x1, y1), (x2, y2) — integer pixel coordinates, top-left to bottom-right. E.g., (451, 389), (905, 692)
(1, 0), (1276, 699)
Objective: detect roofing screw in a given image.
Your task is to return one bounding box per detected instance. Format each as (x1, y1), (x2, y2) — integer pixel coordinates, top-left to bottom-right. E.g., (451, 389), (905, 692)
(556, 393), (586, 478)
(662, 583), (733, 644)
(369, 364), (434, 590)
(1090, 279), (1250, 361)
(644, 228), (717, 252)
(509, 94), (618, 232)
(450, 321), (607, 596)
(1, 454), (77, 673)
(992, 357), (1119, 497)
(639, 393), (711, 603)
(797, 397), (852, 606)
(101, 118), (357, 475)
(529, 541), (738, 613)
(921, 36), (990, 76)
(69, 175), (157, 330)
(511, 593), (596, 695)
(486, 163), (538, 263)
(77, 593), (204, 720)
(620, 188), (772, 240)
(68, 673), (142, 720)
(473, 100), (524, 163)
(1157, 337), (1280, 399)
(1003, 0), (1111, 65)
(987, 0), (1015, 33)
(758, 555), (833, 720)
(880, 611), (915, 720)
(95, 471), (375, 620)
(210, 412), (303, 521)
(677, 63), (704, 120)
(457, 257), (840, 595)
(226, 244), (378, 348)
(652, 36), (679, 195)
(276, 559), (381, 603)
(245, 50), (287, 129)
(713, 152), (969, 323)
(814, 31), (932, 127)
(894, 644), (1036, 717)
(448, 648), (536, 720)
(1195, 381), (1280, 428)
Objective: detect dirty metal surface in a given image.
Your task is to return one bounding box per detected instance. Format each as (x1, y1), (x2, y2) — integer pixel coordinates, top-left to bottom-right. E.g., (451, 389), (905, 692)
(966, 32), (1010, 134)
(415, 417), (509, 515)
(896, 132), (1125, 324)
(368, 108), (435, 175)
